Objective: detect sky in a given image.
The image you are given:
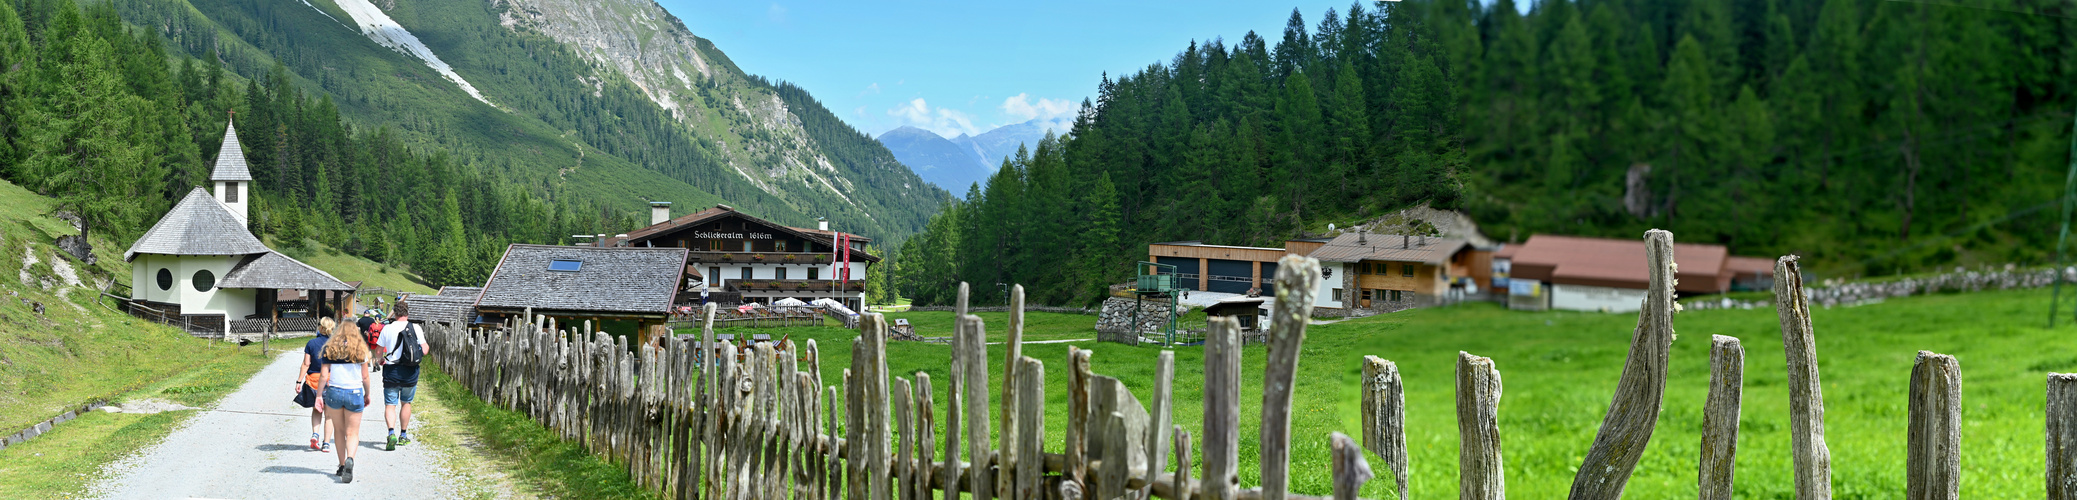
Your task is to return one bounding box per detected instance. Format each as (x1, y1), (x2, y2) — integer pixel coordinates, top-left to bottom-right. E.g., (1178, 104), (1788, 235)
(653, 0), (1371, 140)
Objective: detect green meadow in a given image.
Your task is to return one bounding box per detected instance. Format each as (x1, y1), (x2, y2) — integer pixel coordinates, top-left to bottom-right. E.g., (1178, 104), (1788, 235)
(705, 287), (2069, 498)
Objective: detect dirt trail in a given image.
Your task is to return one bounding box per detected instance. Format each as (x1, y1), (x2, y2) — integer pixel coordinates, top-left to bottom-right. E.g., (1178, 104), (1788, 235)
(92, 351), (464, 499)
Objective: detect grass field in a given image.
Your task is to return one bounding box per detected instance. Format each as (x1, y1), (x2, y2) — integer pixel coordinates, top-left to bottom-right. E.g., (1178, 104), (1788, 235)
(0, 347), (274, 497)
(707, 286), (2070, 498)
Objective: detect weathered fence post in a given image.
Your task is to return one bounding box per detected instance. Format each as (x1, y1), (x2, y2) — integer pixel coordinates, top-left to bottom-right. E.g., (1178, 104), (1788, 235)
(1330, 432), (1374, 500)
(1261, 255), (1321, 500)
(1202, 316), (1243, 500)
(1457, 351), (1504, 500)
(895, 376), (915, 500)
(1776, 255), (1834, 499)
(1014, 356), (1045, 500)
(1908, 351), (1961, 500)
(958, 313), (992, 500)
(864, 314), (893, 500)
(2049, 373), (2077, 499)
(1361, 356), (1407, 500)
(1569, 229), (1677, 499)
(1171, 427), (1192, 500)
(1001, 285), (1024, 500)
(1699, 336), (1744, 500)
(915, 372), (937, 500)
(1067, 346), (1093, 492)
(1142, 350), (1175, 500)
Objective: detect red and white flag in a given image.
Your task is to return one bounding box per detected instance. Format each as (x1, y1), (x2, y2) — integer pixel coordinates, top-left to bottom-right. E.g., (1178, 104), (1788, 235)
(839, 232), (851, 284)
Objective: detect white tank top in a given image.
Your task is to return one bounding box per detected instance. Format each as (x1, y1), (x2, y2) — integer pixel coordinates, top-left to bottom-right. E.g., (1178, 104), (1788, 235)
(326, 360), (364, 390)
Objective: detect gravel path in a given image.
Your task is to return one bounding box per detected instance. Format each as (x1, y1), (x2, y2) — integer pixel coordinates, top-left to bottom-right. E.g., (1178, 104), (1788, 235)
(93, 350), (462, 499)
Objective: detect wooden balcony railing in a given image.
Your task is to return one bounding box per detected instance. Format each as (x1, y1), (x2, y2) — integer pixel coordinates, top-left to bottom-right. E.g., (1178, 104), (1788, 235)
(686, 251), (833, 264)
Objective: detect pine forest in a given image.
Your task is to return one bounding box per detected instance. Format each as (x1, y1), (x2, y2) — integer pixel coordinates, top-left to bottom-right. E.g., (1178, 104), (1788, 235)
(896, 0), (2077, 307)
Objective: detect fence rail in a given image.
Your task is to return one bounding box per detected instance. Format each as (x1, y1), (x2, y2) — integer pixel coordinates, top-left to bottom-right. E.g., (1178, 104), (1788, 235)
(426, 229), (2066, 499)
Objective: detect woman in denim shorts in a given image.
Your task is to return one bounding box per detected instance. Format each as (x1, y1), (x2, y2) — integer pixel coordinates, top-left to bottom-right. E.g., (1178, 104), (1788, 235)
(315, 317), (374, 483)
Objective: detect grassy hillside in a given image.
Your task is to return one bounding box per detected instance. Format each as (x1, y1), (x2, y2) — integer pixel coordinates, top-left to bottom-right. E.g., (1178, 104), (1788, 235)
(0, 176), (265, 432)
(705, 287), (2061, 497)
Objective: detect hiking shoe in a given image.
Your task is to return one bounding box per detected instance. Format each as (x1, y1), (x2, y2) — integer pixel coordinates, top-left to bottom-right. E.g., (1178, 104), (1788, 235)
(398, 434), (411, 446)
(309, 437), (320, 451)
(321, 441), (332, 452)
(341, 458), (354, 483)
(386, 434), (396, 451)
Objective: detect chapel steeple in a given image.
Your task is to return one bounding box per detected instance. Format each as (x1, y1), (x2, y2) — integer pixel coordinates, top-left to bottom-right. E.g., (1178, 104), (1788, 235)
(210, 116), (253, 226)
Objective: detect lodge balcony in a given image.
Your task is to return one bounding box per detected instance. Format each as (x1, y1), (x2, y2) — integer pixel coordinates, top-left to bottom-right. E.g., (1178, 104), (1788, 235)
(724, 279), (865, 293)
(686, 251), (834, 264)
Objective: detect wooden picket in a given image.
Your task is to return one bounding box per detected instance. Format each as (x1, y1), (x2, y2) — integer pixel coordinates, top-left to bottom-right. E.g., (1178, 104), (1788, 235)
(422, 231), (2013, 499)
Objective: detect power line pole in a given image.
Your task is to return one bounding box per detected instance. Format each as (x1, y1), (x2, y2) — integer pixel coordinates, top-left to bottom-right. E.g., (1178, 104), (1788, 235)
(2052, 113), (2077, 328)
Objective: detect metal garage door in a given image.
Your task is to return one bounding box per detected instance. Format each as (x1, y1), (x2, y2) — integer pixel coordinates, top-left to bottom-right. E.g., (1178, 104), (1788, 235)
(1205, 259), (1255, 294)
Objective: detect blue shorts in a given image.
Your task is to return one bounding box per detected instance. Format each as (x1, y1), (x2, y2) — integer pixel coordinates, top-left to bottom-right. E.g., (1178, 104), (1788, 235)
(383, 386), (416, 405)
(324, 387), (366, 413)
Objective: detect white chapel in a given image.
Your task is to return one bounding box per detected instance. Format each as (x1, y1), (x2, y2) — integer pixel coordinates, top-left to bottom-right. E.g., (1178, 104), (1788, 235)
(122, 120), (357, 335)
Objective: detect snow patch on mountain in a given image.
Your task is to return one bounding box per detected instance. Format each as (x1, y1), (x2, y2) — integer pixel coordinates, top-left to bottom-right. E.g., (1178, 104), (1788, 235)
(331, 0), (492, 105)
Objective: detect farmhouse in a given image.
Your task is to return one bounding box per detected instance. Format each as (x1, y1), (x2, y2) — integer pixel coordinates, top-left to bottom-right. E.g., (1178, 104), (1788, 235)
(609, 203), (876, 311)
(1307, 233), (1478, 313)
(474, 244), (690, 345)
(1145, 234), (1485, 315)
(1496, 234), (1775, 312)
(122, 121), (357, 336)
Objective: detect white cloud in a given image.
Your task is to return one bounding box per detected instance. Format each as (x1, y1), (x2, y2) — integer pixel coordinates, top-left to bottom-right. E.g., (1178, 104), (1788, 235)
(767, 3), (787, 23)
(887, 98), (981, 138)
(1001, 93), (1079, 135)
(858, 82), (880, 97)
(1001, 93), (1077, 122)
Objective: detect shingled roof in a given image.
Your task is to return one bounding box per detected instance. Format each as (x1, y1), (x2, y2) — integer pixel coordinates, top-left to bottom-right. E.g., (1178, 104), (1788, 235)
(401, 294), (476, 326)
(217, 251), (357, 291)
(125, 188), (269, 261)
(210, 121), (252, 182)
(1306, 233), (1469, 265)
(436, 286), (483, 299)
(475, 244), (689, 316)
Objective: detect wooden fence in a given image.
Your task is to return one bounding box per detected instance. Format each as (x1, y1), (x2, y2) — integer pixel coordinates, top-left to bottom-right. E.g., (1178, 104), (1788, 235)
(427, 229), (2076, 499)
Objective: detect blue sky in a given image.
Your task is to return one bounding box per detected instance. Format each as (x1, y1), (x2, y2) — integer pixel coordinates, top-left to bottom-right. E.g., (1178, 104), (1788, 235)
(654, 0), (1369, 139)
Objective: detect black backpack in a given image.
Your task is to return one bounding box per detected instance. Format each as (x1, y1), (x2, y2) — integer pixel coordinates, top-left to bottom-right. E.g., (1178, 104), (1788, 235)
(392, 323), (424, 366)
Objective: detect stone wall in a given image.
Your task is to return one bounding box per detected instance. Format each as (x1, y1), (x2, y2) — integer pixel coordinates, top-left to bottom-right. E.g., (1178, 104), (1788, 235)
(1093, 297), (1190, 336)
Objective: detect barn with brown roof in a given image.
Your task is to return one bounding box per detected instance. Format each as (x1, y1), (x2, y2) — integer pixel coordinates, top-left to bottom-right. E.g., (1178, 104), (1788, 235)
(1498, 234), (1773, 312)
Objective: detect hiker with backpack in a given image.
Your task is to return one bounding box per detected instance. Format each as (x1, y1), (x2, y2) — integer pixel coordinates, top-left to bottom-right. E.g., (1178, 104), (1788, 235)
(377, 309), (430, 451)
(294, 318), (333, 452)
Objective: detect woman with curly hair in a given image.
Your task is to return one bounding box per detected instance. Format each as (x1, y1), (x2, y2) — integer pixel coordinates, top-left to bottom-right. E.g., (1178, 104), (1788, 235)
(315, 317), (373, 483)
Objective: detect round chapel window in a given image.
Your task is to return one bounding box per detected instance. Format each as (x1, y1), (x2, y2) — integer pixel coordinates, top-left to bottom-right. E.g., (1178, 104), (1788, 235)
(156, 269), (172, 291)
(192, 270), (215, 292)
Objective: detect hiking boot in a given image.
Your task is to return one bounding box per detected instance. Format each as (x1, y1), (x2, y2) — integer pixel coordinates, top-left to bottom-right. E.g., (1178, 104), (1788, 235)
(340, 457), (354, 483)
(386, 434), (396, 451)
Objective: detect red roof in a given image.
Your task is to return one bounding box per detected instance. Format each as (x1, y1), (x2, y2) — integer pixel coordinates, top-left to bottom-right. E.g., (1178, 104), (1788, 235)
(1726, 256), (1776, 276)
(1507, 234), (1733, 293)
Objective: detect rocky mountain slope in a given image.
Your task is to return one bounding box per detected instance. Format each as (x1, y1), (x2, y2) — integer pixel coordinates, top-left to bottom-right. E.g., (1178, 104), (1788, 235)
(117, 0), (949, 243)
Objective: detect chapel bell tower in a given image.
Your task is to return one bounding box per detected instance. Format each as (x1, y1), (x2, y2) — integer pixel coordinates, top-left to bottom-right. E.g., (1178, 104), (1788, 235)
(210, 117), (252, 226)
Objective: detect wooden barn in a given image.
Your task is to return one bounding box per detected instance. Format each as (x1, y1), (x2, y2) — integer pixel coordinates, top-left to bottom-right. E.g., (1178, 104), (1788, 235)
(474, 244), (691, 345)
